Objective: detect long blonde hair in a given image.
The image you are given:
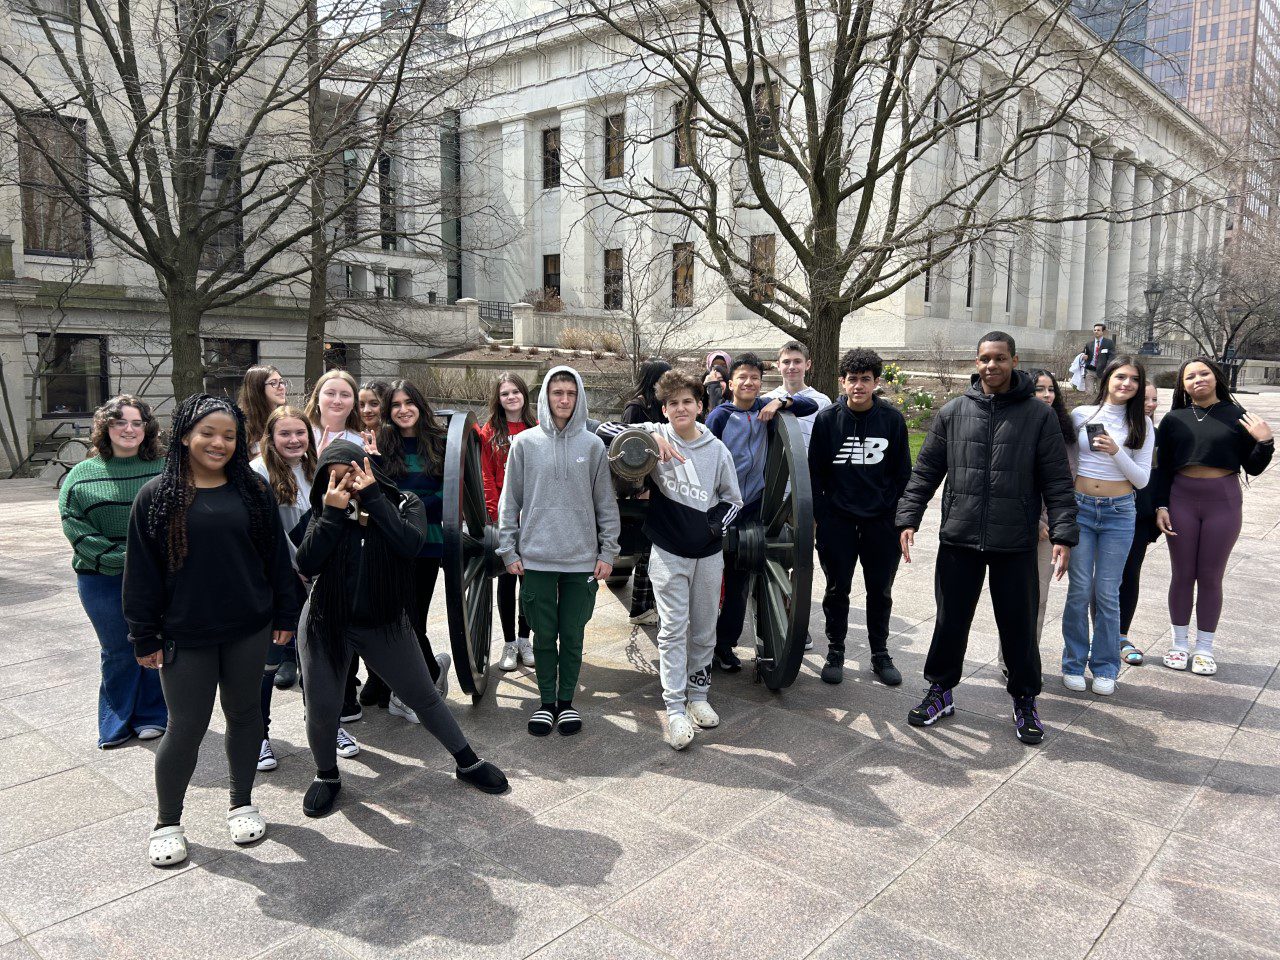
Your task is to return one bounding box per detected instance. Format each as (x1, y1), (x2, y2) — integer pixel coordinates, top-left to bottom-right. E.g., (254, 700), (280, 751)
(261, 406), (317, 505)
(303, 369), (362, 434)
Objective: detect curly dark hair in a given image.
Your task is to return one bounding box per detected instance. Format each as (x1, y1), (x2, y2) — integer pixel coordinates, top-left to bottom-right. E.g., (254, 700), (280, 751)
(1028, 369), (1075, 445)
(146, 394), (275, 573)
(654, 369), (704, 405)
(838, 348), (884, 380)
(89, 394), (163, 461)
(378, 380), (447, 480)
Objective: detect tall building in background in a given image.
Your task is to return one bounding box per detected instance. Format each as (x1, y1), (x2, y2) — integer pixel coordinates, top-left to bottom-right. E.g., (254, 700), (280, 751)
(1073, 0), (1151, 68)
(1147, 0), (1280, 237)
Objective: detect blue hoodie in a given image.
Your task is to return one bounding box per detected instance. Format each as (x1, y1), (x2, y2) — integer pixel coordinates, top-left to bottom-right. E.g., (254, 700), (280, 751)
(704, 394), (819, 506)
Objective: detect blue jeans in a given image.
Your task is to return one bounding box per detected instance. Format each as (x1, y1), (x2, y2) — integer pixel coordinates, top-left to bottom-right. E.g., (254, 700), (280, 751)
(77, 573), (168, 747)
(1061, 492), (1136, 681)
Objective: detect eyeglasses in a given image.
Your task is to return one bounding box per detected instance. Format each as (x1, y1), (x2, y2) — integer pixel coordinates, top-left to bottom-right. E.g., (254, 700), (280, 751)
(109, 419), (145, 430)
(265, 379), (289, 389)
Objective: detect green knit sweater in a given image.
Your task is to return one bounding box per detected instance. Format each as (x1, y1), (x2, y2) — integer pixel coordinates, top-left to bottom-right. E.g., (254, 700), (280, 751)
(59, 454), (164, 575)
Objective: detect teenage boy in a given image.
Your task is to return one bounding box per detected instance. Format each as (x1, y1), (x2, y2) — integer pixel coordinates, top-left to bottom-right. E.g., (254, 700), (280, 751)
(765, 340), (832, 447)
(706, 352), (819, 671)
(613, 370), (744, 749)
(896, 332), (1077, 745)
(808, 348), (911, 687)
(498, 366), (620, 737)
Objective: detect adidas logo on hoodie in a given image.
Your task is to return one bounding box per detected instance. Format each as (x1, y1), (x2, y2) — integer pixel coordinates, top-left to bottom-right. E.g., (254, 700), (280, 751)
(661, 457), (708, 502)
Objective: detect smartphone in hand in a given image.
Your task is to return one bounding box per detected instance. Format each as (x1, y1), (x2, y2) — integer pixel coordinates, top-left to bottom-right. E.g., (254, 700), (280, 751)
(1085, 423), (1108, 449)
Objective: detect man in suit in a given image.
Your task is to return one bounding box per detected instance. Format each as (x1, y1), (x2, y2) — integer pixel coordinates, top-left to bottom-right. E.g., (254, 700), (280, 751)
(1081, 323), (1115, 394)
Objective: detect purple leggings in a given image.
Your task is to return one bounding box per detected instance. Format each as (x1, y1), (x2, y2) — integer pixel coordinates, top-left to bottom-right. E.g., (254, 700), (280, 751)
(1167, 473), (1242, 631)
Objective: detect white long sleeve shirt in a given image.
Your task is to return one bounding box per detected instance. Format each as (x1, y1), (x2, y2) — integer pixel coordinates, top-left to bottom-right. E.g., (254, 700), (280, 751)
(1072, 403), (1154, 488)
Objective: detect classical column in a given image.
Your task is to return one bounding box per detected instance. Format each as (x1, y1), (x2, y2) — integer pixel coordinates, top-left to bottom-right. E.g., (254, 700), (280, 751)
(558, 104), (593, 309)
(1063, 140), (1090, 330)
(1161, 183), (1183, 279)
(1104, 158), (1135, 328)
(500, 118), (534, 302)
(1126, 167), (1153, 317)
(1080, 149), (1112, 329)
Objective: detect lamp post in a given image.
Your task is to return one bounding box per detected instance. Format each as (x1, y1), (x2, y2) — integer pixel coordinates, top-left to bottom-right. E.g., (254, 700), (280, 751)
(1140, 286), (1164, 356)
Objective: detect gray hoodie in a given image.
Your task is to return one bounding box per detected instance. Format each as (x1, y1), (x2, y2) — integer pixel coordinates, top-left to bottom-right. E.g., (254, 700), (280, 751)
(497, 366), (621, 573)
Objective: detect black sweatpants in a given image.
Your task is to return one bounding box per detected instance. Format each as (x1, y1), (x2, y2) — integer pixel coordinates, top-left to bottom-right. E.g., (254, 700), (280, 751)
(497, 571), (529, 644)
(716, 500), (761, 651)
(1118, 516), (1159, 636)
(923, 544), (1041, 698)
(817, 512), (901, 654)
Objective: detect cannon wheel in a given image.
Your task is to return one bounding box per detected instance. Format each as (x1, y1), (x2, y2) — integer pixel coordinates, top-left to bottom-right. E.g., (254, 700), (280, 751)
(441, 411), (500, 701)
(745, 413), (813, 691)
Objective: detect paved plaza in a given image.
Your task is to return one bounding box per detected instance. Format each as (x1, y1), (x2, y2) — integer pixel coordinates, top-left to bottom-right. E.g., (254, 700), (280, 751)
(1, 391), (1279, 960)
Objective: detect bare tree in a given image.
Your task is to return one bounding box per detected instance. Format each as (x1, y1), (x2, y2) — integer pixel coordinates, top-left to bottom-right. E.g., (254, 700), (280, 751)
(0, 0), (490, 402)
(567, 0), (1215, 389)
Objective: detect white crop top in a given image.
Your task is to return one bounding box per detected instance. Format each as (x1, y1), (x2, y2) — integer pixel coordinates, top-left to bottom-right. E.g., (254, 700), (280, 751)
(1072, 404), (1154, 488)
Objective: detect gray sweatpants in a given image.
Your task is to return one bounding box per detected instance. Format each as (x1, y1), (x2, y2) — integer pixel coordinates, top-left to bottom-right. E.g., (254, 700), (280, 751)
(155, 626), (270, 825)
(297, 599), (468, 770)
(649, 545), (724, 716)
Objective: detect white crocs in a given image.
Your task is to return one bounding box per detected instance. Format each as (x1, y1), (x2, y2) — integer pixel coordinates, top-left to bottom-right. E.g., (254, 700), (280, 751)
(687, 701), (720, 729)
(226, 805), (267, 845)
(667, 714), (695, 751)
(1191, 653), (1218, 676)
(148, 825), (188, 868)
(1162, 649), (1189, 671)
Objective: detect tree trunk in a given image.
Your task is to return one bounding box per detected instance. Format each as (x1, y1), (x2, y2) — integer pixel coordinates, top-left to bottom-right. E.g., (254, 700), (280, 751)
(805, 302), (844, 399)
(302, 0), (327, 392)
(304, 250), (328, 390)
(167, 294), (205, 404)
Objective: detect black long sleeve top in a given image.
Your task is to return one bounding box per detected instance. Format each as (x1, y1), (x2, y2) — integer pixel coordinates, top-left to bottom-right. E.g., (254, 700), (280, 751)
(1153, 402), (1274, 508)
(124, 478), (299, 658)
(807, 398), (912, 521)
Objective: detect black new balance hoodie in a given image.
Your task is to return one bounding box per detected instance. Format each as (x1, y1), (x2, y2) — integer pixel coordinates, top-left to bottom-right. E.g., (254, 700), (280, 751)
(808, 397), (912, 521)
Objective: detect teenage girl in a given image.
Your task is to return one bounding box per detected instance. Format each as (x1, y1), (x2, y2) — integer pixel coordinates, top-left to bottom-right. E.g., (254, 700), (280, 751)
(1155, 357), (1273, 675)
(1060, 356), (1154, 696)
(1118, 383), (1162, 666)
(250, 406), (361, 771)
(478, 374), (537, 670)
(237, 365), (289, 457)
(621, 359), (672, 625)
(294, 440), (508, 816)
(305, 369), (365, 452)
(377, 380), (452, 718)
(125, 395), (299, 868)
(60, 395), (167, 749)
(1029, 370), (1078, 645)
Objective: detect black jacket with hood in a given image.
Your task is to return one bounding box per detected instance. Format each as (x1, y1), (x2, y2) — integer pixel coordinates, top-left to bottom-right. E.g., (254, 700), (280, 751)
(895, 370), (1079, 552)
(296, 440), (427, 628)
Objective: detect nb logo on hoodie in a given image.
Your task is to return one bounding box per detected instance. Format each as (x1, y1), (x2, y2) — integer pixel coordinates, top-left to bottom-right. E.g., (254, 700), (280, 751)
(661, 457), (708, 502)
(833, 438), (888, 465)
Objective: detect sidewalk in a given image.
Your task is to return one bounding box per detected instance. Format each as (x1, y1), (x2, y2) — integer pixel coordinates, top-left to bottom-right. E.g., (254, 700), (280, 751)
(0, 392), (1277, 960)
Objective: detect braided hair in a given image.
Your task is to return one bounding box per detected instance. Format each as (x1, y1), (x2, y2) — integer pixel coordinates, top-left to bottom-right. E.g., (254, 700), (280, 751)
(146, 394), (276, 573)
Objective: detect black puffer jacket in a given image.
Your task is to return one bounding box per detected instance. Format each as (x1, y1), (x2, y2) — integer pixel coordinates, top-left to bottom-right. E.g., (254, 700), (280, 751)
(895, 370), (1078, 552)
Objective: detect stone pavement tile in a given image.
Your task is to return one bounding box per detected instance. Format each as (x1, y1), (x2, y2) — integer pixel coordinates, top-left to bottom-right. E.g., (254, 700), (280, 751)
(325, 847), (587, 960)
(1212, 729), (1280, 792)
(1101, 663), (1259, 727)
(0, 649), (99, 699)
(947, 782), (1169, 898)
(496, 708), (672, 788)
(0, 678), (98, 730)
(0, 706), (32, 742)
(0, 807), (217, 935)
(0, 767), (139, 856)
(525, 917), (669, 960)
(1010, 731), (1207, 818)
(0, 916), (15, 946)
(1088, 904), (1280, 960)
(807, 911), (983, 960)
(1061, 701), (1237, 775)
(701, 703), (869, 783)
(807, 741), (1004, 835)
(0, 943), (41, 960)
(865, 840), (1119, 960)
(1176, 776), (1280, 864)
(603, 844), (852, 960)
(254, 931), (356, 959)
(26, 863), (302, 960)
(480, 792), (705, 911)
(1130, 834), (1280, 951)
(1241, 684), (1280, 739)
(874, 707), (1043, 774)
(952, 663), (1094, 728)
(594, 743), (794, 840)
(0, 730), (77, 790)
(719, 787), (931, 902)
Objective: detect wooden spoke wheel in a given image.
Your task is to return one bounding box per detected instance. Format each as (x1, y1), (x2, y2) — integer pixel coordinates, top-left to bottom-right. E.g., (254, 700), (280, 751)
(725, 413), (814, 691)
(441, 410), (503, 701)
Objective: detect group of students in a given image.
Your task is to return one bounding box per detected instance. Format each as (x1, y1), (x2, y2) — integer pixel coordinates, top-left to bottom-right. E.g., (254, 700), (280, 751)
(56, 330), (1272, 868)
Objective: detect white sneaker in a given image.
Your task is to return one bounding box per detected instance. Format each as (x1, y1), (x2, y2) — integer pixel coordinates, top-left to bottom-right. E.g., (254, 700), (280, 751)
(499, 642), (519, 671)
(257, 739), (278, 772)
(629, 609), (659, 626)
(435, 654), (451, 698)
(388, 694), (420, 724)
(335, 727), (360, 758)
(687, 701), (720, 729)
(518, 636), (535, 667)
(1091, 676), (1116, 696)
(804, 633), (814, 651)
(136, 726), (165, 741)
(667, 714), (695, 750)
(1062, 674), (1087, 692)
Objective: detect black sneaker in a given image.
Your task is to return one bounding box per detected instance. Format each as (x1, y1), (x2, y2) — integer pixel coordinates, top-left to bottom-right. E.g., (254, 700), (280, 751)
(358, 674), (390, 708)
(273, 660), (298, 690)
(1012, 696), (1045, 745)
(457, 759), (510, 794)
(303, 776), (341, 817)
(871, 653), (902, 687)
(820, 651), (844, 685)
(340, 702), (363, 723)
(713, 647), (742, 673)
(907, 684), (954, 727)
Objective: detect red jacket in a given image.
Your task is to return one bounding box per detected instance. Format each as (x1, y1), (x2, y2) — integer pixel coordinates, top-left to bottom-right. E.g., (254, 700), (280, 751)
(477, 419), (533, 521)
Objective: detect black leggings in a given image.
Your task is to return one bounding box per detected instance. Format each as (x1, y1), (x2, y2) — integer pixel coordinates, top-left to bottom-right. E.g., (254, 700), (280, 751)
(411, 558), (442, 682)
(1118, 516), (1159, 636)
(155, 627), (269, 825)
(497, 571), (529, 644)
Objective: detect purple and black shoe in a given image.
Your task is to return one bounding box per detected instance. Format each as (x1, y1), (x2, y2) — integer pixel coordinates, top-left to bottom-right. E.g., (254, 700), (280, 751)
(1012, 696), (1045, 745)
(907, 684), (954, 727)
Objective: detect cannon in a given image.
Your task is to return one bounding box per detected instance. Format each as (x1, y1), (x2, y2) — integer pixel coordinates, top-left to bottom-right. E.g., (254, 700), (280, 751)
(440, 410), (813, 700)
